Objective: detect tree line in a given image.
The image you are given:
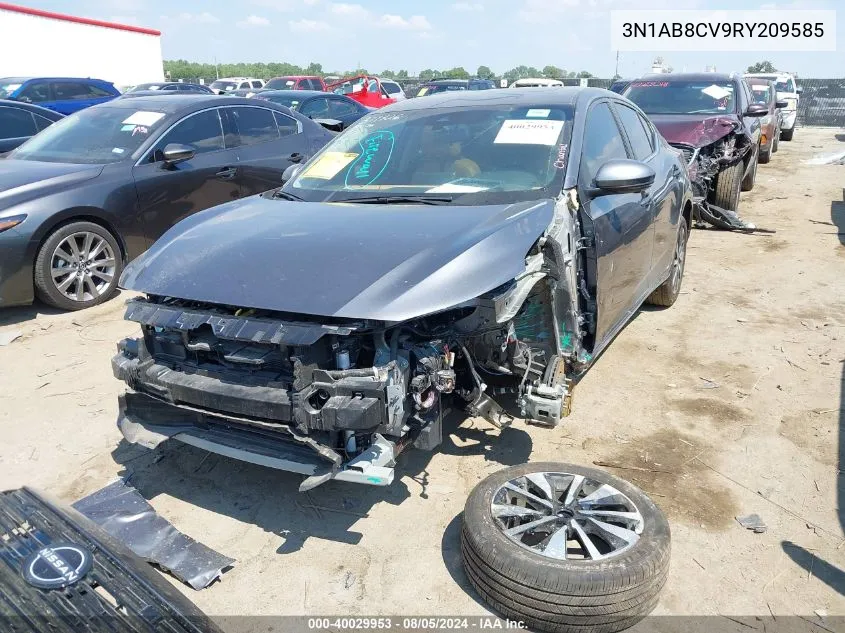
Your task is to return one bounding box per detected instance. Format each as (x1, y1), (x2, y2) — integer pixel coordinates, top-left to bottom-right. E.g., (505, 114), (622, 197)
(163, 60), (595, 82)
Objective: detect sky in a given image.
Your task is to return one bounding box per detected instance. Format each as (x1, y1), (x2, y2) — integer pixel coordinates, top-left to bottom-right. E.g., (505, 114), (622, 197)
(21, 0), (845, 77)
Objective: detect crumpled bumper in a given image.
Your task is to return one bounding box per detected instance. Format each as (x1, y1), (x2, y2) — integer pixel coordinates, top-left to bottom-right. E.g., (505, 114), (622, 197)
(781, 109), (797, 130)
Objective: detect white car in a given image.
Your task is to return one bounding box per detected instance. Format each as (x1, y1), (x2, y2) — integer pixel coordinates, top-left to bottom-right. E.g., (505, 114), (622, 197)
(745, 72), (801, 140)
(509, 78), (564, 88)
(378, 78), (406, 101)
(209, 77), (265, 94)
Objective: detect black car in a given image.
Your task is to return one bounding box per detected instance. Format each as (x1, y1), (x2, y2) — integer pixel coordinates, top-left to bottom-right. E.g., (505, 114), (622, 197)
(126, 82), (214, 94)
(416, 79), (496, 96)
(114, 88), (692, 491)
(252, 90), (370, 130)
(0, 95), (334, 311)
(0, 99), (63, 154)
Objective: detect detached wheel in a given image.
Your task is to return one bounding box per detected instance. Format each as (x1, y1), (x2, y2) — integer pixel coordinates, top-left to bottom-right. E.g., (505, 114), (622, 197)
(709, 160), (742, 210)
(461, 463), (670, 633)
(646, 216), (687, 307)
(741, 154), (757, 191)
(780, 126), (794, 141)
(34, 221), (122, 311)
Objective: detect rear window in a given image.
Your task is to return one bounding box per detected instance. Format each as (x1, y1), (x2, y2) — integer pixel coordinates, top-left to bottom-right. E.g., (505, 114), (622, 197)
(265, 77), (298, 90)
(0, 81), (23, 98)
(382, 82), (401, 95)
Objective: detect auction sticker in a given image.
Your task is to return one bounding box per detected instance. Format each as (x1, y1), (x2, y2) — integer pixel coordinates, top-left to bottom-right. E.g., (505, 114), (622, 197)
(301, 152), (359, 179)
(122, 111), (165, 126)
(494, 120), (564, 145)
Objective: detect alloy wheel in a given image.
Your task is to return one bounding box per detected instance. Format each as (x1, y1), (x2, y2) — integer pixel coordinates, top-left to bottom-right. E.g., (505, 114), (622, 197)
(50, 232), (117, 303)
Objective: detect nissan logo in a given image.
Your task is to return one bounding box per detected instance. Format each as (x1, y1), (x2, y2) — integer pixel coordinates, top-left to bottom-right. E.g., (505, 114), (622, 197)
(21, 543), (93, 590)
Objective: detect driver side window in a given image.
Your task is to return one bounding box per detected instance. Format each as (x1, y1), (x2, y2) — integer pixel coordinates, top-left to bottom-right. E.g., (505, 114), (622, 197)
(579, 102), (627, 185)
(149, 108), (224, 162)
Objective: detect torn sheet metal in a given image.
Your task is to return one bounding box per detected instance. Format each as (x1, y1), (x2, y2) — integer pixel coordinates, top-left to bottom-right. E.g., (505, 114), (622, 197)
(73, 479), (235, 589)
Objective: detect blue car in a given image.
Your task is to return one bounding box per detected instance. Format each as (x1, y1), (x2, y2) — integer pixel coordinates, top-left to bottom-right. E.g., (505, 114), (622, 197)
(0, 77), (120, 115)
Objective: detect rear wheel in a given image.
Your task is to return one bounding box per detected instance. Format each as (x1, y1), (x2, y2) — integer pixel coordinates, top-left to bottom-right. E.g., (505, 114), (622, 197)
(709, 160), (743, 210)
(646, 216), (687, 307)
(772, 129), (780, 153)
(34, 221), (122, 311)
(781, 126), (794, 141)
(759, 143), (772, 164)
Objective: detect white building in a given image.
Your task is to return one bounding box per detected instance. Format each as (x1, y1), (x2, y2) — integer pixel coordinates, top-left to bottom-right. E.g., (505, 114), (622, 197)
(0, 2), (163, 89)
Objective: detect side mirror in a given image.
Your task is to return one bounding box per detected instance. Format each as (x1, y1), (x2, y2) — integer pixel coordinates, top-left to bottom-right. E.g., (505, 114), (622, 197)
(161, 143), (194, 166)
(281, 163), (303, 184)
(775, 100), (788, 109)
(313, 118), (344, 132)
(589, 159), (655, 196)
(744, 103), (768, 117)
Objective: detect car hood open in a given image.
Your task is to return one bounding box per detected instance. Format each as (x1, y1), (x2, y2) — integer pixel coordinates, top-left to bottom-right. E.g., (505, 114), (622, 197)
(648, 114), (741, 147)
(0, 159), (103, 210)
(120, 196), (555, 322)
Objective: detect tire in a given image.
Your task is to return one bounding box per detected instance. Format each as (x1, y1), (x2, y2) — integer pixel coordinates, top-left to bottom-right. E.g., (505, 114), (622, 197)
(460, 462), (671, 633)
(741, 154), (757, 192)
(646, 216), (687, 307)
(772, 130), (779, 153)
(780, 126), (794, 141)
(34, 221), (123, 311)
(759, 144), (771, 164)
(709, 160), (743, 210)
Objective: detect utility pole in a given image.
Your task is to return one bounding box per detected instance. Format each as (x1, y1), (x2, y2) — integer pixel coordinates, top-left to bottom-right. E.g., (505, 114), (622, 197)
(214, 56), (219, 79)
(614, 50), (619, 78)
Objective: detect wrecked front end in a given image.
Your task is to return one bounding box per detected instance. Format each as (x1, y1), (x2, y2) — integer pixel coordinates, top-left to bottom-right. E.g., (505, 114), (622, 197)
(113, 196), (591, 492)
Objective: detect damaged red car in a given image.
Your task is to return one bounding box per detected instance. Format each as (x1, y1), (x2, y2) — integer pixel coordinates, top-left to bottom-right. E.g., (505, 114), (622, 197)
(624, 73), (767, 230)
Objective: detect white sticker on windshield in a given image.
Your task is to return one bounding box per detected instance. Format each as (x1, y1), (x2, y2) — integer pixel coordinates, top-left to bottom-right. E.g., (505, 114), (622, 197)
(526, 108), (551, 118)
(701, 84), (732, 99)
(494, 119), (564, 145)
(426, 183), (487, 193)
(122, 111), (165, 126)
(149, 86), (161, 90)
(112, 147), (125, 154)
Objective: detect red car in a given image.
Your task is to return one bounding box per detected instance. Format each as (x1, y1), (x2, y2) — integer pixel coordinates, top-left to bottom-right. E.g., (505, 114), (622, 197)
(325, 75), (397, 108)
(264, 75), (326, 91)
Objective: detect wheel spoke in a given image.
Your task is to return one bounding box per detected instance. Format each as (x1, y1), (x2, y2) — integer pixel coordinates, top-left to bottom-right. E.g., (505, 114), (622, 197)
(503, 483), (554, 510)
(82, 233), (95, 260)
(87, 238), (107, 261)
(66, 236), (82, 260)
(54, 247), (75, 264)
(563, 474), (585, 506)
(542, 525), (569, 559)
(51, 267), (72, 281)
(525, 473), (554, 502)
(83, 273), (100, 298)
(56, 274), (76, 292)
(577, 509), (642, 526)
(75, 277), (85, 301)
(584, 517), (640, 547)
(90, 269), (113, 284)
(579, 484), (626, 507)
(492, 504), (547, 519)
(570, 519), (604, 560)
(89, 257), (115, 269)
(505, 515), (556, 537)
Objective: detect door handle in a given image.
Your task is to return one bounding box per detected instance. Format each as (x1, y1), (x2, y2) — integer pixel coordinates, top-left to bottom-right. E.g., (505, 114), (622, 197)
(216, 166), (237, 179)
(288, 152), (305, 163)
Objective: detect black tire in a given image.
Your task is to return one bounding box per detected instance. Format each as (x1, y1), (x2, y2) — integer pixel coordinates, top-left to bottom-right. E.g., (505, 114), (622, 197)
(461, 462), (671, 633)
(34, 221), (123, 311)
(646, 216), (687, 307)
(780, 126), (794, 141)
(772, 129), (779, 153)
(741, 154), (757, 191)
(759, 143), (771, 164)
(709, 160), (743, 210)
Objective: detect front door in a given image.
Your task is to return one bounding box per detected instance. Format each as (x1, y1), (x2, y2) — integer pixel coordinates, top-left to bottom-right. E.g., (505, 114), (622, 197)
(132, 107), (241, 244)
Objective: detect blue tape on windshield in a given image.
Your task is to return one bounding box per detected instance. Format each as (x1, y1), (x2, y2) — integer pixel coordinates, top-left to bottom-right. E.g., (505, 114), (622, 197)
(344, 130), (395, 187)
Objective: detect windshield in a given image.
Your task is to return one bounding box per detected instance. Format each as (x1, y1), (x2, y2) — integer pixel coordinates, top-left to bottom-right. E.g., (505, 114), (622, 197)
(625, 80), (736, 115)
(776, 80), (794, 92)
(286, 104), (572, 205)
(0, 81), (23, 98)
(258, 94), (301, 109)
(210, 81), (237, 91)
(9, 106), (167, 164)
(265, 78), (298, 89)
(749, 84), (772, 105)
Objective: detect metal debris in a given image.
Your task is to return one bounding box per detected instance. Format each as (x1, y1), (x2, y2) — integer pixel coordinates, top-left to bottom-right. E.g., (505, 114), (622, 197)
(736, 513), (767, 533)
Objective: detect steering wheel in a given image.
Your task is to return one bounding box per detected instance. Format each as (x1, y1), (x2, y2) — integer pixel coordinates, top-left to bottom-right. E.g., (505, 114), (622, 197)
(453, 158), (481, 178)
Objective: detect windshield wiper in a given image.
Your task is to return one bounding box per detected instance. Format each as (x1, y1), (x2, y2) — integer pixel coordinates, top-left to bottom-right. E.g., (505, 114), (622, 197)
(273, 190), (304, 201)
(330, 195), (454, 205)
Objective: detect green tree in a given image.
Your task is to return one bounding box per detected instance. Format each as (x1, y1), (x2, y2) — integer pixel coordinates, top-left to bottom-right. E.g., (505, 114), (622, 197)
(419, 68), (437, 80)
(576, 70), (593, 78)
(380, 69), (396, 78)
(747, 60), (776, 73)
(442, 66), (470, 79)
(476, 65), (495, 80)
(396, 69), (409, 78)
(306, 62), (323, 76)
(503, 65), (541, 81)
(542, 65), (563, 79)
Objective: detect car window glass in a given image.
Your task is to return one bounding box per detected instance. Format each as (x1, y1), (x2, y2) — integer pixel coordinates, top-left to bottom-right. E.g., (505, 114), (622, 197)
(17, 82), (49, 103)
(274, 111), (298, 137)
(0, 107), (37, 138)
(162, 84), (178, 91)
(382, 82), (400, 95)
(252, 80), (263, 88)
(328, 99), (358, 117)
(33, 113), (55, 132)
(229, 106), (279, 146)
(300, 98), (331, 118)
(153, 108), (224, 160)
(53, 82), (107, 100)
(580, 102), (627, 183)
(636, 113), (656, 153)
(613, 103), (653, 160)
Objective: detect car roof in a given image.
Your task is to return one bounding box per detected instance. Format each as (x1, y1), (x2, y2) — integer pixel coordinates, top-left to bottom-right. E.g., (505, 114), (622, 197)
(271, 75), (320, 80)
(0, 77), (32, 83)
(259, 89), (330, 97)
(0, 98), (64, 117)
(640, 72), (735, 82)
(391, 86), (596, 111)
(3, 76), (113, 84)
(97, 94), (248, 113)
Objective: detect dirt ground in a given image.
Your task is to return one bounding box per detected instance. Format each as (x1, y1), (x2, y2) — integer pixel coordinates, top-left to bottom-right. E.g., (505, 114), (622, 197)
(1, 128), (843, 625)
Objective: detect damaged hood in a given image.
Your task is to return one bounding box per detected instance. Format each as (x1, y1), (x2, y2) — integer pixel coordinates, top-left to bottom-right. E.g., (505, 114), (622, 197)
(648, 114), (741, 147)
(120, 196), (554, 322)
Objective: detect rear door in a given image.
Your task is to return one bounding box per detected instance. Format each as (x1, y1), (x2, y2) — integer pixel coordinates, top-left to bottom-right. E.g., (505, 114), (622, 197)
(0, 105), (38, 153)
(132, 107), (241, 243)
(223, 105), (304, 195)
(577, 101), (655, 347)
(327, 97), (365, 128)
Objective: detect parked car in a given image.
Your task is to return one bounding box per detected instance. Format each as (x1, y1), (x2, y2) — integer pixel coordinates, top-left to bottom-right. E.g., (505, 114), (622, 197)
(209, 77), (264, 94)
(744, 72), (800, 140)
(0, 99), (63, 154)
(0, 77), (120, 115)
(509, 78), (564, 88)
(263, 76), (326, 91)
(113, 88), (692, 493)
(252, 90), (370, 130)
(745, 78), (787, 163)
(126, 82), (214, 94)
(624, 72), (764, 214)
(0, 95), (335, 310)
(378, 78), (406, 101)
(416, 79), (496, 96)
(326, 75), (397, 108)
